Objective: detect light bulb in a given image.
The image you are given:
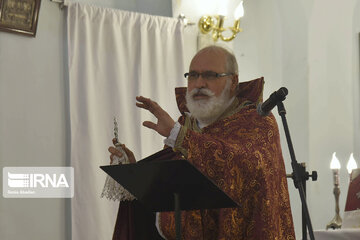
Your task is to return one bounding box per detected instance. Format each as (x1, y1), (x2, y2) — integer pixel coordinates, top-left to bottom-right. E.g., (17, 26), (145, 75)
(330, 152), (341, 169)
(234, 1), (244, 19)
(346, 153), (358, 174)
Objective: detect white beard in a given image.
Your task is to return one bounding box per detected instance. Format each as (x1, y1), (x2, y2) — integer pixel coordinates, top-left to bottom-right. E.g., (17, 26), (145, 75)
(185, 80), (233, 126)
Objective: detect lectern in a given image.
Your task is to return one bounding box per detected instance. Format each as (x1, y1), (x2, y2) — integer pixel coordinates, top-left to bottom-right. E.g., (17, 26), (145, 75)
(101, 151), (238, 240)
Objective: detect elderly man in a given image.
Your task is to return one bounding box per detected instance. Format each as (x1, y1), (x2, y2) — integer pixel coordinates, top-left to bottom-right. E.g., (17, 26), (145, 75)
(109, 46), (295, 240)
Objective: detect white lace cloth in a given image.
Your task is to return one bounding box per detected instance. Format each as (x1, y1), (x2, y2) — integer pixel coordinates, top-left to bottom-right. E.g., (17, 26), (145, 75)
(100, 145), (136, 201)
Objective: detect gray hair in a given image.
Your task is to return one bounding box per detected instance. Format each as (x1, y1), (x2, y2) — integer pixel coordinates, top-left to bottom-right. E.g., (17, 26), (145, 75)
(195, 45), (238, 74)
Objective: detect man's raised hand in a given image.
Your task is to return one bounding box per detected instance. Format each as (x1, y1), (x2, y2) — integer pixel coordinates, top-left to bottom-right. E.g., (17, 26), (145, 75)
(136, 96), (175, 137)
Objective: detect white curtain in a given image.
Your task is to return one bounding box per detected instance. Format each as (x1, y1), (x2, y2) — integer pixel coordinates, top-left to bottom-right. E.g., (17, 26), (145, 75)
(67, 3), (185, 239)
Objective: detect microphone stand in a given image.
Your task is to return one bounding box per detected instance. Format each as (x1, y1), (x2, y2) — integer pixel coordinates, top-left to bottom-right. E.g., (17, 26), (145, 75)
(276, 101), (317, 240)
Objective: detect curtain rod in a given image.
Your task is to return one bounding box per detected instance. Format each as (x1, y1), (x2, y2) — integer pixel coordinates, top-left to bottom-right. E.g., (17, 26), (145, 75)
(50, 0), (66, 9)
(49, 0), (195, 27)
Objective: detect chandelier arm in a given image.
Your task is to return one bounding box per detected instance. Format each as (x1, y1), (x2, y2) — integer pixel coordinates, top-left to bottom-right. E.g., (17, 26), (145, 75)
(219, 32), (237, 42)
(219, 26), (242, 42)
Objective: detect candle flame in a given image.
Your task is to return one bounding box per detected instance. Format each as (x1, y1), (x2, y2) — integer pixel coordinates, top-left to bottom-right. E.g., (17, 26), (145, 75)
(330, 152), (341, 169)
(346, 153), (358, 174)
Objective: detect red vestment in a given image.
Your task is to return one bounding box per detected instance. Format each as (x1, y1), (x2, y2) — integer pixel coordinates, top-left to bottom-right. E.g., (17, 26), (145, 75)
(158, 77), (295, 239)
(113, 77), (295, 240)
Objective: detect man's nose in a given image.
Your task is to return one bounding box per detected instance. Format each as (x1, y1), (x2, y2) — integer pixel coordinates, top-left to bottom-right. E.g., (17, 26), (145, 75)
(193, 75), (207, 88)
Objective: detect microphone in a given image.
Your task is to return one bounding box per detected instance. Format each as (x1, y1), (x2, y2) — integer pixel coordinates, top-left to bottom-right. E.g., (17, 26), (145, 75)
(257, 87), (288, 116)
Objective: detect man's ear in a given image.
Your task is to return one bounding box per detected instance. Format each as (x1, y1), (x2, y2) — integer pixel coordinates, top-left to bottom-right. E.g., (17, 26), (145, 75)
(230, 75), (239, 94)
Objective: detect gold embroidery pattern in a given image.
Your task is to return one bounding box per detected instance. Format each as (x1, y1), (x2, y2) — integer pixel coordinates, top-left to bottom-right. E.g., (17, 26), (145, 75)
(160, 105), (295, 239)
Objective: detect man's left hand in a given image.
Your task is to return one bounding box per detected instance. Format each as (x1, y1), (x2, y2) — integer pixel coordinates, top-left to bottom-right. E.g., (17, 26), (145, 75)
(136, 96), (175, 137)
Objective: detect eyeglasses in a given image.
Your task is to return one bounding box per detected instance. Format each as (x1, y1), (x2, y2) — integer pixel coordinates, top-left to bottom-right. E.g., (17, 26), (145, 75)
(184, 71), (233, 81)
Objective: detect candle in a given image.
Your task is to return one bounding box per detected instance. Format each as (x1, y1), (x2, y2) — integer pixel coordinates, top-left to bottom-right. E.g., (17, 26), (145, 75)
(330, 152), (341, 185)
(326, 152), (342, 229)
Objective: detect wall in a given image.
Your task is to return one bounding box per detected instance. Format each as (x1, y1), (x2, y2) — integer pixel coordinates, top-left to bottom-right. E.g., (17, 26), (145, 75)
(0, 1), (171, 240)
(354, 1), (360, 164)
(308, 0), (359, 233)
(0, 1), (69, 239)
